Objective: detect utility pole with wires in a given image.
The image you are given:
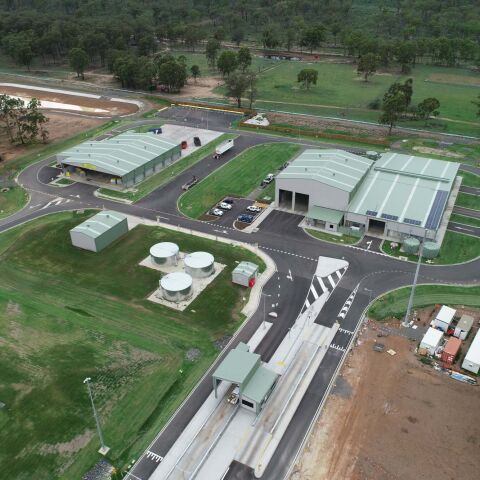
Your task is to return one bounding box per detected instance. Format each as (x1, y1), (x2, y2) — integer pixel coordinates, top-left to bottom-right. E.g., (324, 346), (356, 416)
(403, 232), (427, 327)
(84, 377), (110, 455)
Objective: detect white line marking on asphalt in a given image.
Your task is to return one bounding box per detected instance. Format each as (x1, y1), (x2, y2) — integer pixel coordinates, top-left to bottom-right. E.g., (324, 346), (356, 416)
(327, 275), (336, 289)
(287, 269), (293, 281)
(339, 328), (354, 335)
(310, 284), (319, 299)
(146, 451), (163, 463)
(336, 270), (342, 280)
(329, 344), (347, 352)
(318, 277), (327, 293)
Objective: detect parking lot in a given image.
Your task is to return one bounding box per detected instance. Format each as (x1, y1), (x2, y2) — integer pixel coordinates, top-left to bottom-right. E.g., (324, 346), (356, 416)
(206, 197), (264, 229)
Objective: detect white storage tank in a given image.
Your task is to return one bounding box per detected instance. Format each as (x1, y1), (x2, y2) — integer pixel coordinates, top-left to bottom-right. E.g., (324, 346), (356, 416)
(184, 251), (215, 278)
(160, 272), (193, 303)
(150, 242), (179, 265)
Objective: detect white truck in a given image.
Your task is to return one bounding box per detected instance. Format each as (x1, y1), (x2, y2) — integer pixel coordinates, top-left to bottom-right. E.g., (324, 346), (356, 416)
(214, 139), (234, 158)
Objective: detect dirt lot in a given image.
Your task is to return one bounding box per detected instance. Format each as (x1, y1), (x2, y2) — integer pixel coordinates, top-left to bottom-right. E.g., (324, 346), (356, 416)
(0, 85), (138, 116)
(291, 321), (480, 480)
(0, 112), (104, 162)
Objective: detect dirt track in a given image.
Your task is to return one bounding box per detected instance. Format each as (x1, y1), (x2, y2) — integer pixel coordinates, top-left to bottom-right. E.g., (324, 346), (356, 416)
(0, 85), (138, 117)
(291, 322), (480, 480)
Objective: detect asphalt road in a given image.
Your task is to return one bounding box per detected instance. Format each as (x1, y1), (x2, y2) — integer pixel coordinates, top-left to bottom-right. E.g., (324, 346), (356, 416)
(1, 107), (479, 480)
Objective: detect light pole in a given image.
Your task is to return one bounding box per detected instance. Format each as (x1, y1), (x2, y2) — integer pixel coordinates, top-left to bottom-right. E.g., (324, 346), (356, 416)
(262, 292), (272, 328)
(84, 377), (110, 455)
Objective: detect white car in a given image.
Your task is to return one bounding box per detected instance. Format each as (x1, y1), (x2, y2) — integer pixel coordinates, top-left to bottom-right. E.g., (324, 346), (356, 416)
(211, 208), (224, 216)
(219, 202), (232, 210)
(246, 205), (262, 213)
(263, 173), (274, 184)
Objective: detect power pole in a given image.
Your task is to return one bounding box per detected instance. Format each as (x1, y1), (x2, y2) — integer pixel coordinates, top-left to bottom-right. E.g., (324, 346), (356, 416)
(84, 377), (110, 455)
(403, 233), (426, 327)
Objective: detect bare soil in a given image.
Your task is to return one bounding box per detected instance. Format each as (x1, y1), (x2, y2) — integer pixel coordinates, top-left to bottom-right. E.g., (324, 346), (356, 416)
(291, 322), (480, 480)
(413, 146), (464, 158)
(0, 85), (138, 116)
(0, 111), (104, 162)
(176, 76), (224, 99)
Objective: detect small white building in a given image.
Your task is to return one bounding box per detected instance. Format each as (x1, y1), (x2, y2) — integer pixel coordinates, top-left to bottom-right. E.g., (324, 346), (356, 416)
(462, 329), (480, 374)
(419, 327), (443, 355)
(434, 305), (456, 332)
(454, 315), (474, 341)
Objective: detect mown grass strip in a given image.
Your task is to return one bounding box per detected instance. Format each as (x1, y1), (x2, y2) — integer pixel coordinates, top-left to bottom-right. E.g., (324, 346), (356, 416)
(456, 192), (480, 211)
(179, 143), (301, 219)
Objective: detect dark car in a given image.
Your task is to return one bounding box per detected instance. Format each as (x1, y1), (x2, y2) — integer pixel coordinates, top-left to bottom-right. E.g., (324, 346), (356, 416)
(193, 136), (201, 146)
(238, 214), (254, 223)
(223, 198), (234, 204)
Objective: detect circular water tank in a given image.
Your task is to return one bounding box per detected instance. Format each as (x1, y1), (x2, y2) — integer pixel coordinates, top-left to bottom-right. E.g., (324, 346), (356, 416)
(160, 272), (193, 303)
(150, 242), (179, 265)
(403, 237), (420, 254)
(423, 241), (440, 259)
(184, 251), (215, 278)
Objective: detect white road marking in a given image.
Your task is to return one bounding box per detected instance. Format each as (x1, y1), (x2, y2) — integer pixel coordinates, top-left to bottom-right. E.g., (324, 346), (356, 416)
(327, 275), (336, 289)
(318, 277), (327, 293)
(366, 240), (372, 250)
(455, 226), (475, 233)
(310, 284), (319, 300)
(146, 451), (163, 463)
(287, 269), (293, 281)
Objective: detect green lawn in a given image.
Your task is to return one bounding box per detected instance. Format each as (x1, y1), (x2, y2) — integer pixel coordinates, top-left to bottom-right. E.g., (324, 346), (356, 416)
(369, 285), (480, 321)
(0, 187), (29, 219)
(214, 62), (480, 136)
(450, 214), (480, 228)
(0, 211), (264, 479)
(97, 134), (236, 203)
(179, 143), (301, 218)
(460, 171), (480, 188)
(256, 181), (275, 203)
(382, 231), (480, 264)
(456, 192), (480, 211)
(305, 228), (359, 245)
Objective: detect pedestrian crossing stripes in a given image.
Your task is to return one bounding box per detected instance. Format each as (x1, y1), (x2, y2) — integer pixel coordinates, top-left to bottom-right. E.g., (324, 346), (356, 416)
(337, 284), (359, 320)
(300, 266), (348, 314)
(146, 451), (163, 463)
(329, 343), (347, 352)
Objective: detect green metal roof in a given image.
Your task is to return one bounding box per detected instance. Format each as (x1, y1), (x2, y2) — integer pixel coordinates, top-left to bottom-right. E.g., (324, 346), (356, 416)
(307, 206), (344, 224)
(241, 365), (278, 404)
(212, 343), (260, 385)
(233, 261), (258, 277)
(277, 149), (374, 192)
(61, 132), (178, 177)
(70, 211), (127, 239)
(347, 153), (459, 228)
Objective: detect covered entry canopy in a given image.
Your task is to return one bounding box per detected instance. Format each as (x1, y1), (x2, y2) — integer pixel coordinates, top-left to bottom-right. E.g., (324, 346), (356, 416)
(307, 206), (344, 225)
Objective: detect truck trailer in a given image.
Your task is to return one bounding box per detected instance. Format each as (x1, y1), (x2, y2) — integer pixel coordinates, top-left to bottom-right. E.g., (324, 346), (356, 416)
(215, 139), (234, 158)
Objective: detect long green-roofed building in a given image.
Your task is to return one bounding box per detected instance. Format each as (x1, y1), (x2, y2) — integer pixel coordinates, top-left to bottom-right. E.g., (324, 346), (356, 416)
(275, 149), (459, 241)
(70, 210), (128, 252)
(212, 342), (278, 414)
(57, 132), (181, 188)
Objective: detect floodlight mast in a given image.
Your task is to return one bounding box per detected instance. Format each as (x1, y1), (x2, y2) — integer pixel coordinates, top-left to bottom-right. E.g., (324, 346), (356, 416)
(84, 377), (109, 454)
(403, 232), (427, 327)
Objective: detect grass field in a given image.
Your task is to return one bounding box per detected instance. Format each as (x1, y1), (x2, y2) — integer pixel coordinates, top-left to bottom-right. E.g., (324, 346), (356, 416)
(179, 143), (300, 218)
(460, 171), (480, 188)
(0, 187), (29, 219)
(450, 214), (480, 228)
(305, 228), (359, 245)
(211, 61), (480, 136)
(456, 192), (480, 211)
(382, 231), (480, 264)
(368, 285), (480, 321)
(0, 211), (264, 479)
(97, 134), (236, 203)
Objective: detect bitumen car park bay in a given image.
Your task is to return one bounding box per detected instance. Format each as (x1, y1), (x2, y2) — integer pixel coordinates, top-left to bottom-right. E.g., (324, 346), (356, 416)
(1, 106), (479, 480)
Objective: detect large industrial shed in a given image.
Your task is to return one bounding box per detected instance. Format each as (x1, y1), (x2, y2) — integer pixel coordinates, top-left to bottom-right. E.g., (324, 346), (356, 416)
(57, 132), (181, 188)
(275, 149), (373, 232)
(212, 343), (278, 414)
(70, 211), (128, 252)
(345, 152), (459, 240)
(276, 149), (459, 240)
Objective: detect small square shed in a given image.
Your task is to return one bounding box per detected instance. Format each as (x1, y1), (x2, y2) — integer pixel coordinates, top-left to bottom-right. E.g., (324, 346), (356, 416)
(232, 261), (259, 287)
(70, 211), (128, 252)
(441, 337), (462, 366)
(454, 315), (474, 340)
(434, 305), (456, 332)
(419, 327), (443, 355)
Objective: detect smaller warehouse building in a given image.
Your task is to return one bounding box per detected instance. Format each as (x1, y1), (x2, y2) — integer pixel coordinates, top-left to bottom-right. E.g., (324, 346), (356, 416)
(434, 305), (456, 332)
(462, 329), (480, 374)
(232, 261), (259, 287)
(70, 211), (128, 252)
(454, 315), (474, 340)
(58, 132), (181, 188)
(212, 343), (278, 414)
(441, 337), (462, 367)
(419, 327), (443, 355)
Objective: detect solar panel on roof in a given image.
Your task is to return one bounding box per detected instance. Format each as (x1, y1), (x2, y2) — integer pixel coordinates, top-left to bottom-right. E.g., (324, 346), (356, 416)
(366, 210), (378, 216)
(404, 218), (422, 226)
(381, 213), (399, 221)
(425, 190), (449, 230)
